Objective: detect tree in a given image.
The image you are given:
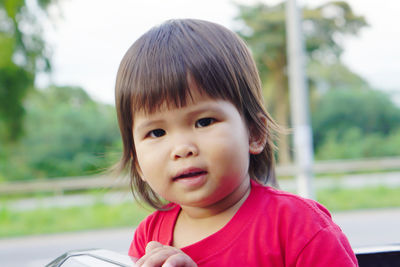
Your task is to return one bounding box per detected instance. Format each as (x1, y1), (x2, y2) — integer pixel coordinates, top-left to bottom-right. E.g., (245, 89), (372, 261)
(313, 89), (400, 160)
(0, 0), (56, 141)
(0, 85), (121, 181)
(312, 89), (400, 150)
(235, 1), (367, 163)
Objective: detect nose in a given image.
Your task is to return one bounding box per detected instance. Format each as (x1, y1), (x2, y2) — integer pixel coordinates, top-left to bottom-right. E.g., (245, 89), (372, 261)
(171, 142), (199, 160)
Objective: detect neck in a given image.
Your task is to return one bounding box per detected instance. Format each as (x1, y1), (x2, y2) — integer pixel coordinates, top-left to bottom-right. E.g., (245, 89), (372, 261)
(172, 179), (252, 248)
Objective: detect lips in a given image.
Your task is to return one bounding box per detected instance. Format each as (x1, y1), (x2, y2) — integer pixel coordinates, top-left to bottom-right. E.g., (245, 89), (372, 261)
(173, 167), (207, 180)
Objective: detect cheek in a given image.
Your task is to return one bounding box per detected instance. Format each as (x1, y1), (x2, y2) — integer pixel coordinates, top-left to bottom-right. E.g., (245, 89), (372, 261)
(135, 142), (168, 181)
(134, 145), (154, 179)
(206, 128), (250, 167)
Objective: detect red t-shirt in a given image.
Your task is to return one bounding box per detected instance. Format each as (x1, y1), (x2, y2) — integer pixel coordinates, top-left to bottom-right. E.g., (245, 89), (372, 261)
(129, 181), (358, 266)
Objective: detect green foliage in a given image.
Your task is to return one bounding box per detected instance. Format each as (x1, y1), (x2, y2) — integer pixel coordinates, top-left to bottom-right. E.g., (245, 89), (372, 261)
(0, 0), (55, 141)
(0, 0), (53, 72)
(0, 200), (149, 237)
(0, 85), (121, 181)
(313, 89), (400, 145)
(235, 1), (367, 90)
(312, 89), (400, 159)
(315, 128), (400, 160)
(317, 186), (400, 211)
(302, 1), (368, 61)
(307, 61), (369, 92)
(235, 1), (368, 163)
(0, 63), (33, 140)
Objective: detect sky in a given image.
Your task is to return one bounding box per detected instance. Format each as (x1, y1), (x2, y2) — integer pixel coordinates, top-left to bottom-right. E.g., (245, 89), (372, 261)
(37, 0), (400, 105)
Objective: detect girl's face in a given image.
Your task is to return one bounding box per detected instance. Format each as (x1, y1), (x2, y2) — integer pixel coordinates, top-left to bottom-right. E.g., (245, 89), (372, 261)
(133, 84), (261, 213)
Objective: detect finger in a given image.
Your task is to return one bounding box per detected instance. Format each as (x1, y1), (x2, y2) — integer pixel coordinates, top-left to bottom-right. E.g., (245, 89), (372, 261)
(162, 253), (197, 267)
(136, 243), (177, 266)
(137, 249), (178, 267)
(136, 242), (164, 266)
(145, 241), (164, 254)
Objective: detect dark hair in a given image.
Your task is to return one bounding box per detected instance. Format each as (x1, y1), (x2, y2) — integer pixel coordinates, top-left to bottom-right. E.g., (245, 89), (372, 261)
(115, 19), (279, 209)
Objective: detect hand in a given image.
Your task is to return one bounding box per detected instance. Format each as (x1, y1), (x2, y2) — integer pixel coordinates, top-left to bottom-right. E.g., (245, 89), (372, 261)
(135, 241), (197, 267)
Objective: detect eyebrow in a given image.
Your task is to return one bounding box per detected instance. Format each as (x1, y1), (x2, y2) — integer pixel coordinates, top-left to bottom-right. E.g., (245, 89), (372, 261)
(187, 104), (221, 115)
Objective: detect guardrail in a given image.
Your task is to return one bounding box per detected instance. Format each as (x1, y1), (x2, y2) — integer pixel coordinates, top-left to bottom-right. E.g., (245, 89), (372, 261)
(0, 176), (130, 195)
(1, 157), (400, 195)
(276, 156), (400, 176)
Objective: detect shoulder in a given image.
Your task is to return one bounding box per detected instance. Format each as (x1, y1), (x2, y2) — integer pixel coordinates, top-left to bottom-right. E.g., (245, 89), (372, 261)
(251, 182), (333, 226)
(129, 204), (179, 257)
(248, 182), (340, 247)
(248, 183), (357, 265)
(136, 203), (179, 237)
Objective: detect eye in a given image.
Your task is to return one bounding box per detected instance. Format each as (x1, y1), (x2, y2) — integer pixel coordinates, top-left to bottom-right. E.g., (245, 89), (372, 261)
(195, 118), (216, 128)
(147, 129), (166, 138)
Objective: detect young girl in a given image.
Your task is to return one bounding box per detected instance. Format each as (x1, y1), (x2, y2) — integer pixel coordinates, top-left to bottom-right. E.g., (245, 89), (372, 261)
(114, 19), (357, 267)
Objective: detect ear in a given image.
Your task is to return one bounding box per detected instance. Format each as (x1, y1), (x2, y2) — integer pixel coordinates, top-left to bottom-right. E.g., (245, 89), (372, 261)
(249, 114), (268, 155)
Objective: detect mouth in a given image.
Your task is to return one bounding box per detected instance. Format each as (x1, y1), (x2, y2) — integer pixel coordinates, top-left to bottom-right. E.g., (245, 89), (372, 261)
(173, 168), (208, 181)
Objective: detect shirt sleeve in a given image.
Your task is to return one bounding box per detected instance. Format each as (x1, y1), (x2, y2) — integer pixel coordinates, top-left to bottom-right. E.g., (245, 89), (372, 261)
(295, 225), (358, 266)
(128, 217), (150, 258)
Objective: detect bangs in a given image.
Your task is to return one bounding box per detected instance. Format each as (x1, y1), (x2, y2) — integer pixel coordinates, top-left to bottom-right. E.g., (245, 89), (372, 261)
(117, 19), (247, 115)
(129, 33), (192, 113)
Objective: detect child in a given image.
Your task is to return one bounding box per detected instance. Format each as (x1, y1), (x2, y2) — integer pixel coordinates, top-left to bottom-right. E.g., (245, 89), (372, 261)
(114, 19), (357, 266)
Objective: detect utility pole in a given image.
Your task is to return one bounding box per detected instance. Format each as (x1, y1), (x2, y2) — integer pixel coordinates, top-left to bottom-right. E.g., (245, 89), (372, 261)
(285, 0), (315, 199)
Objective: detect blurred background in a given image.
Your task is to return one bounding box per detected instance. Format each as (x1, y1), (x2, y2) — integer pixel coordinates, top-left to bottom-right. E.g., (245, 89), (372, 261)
(1, 0), (399, 266)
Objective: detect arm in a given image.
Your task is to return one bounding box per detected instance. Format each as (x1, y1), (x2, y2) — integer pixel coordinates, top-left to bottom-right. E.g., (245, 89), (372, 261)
(295, 226), (358, 267)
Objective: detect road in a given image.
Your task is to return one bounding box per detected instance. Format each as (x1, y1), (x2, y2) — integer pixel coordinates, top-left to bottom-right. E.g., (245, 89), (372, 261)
(1, 208), (399, 267)
(0, 227), (134, 267)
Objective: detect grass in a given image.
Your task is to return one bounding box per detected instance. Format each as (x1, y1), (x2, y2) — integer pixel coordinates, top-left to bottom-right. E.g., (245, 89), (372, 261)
(0, 200), (150, 238)
(317, 186), (400, 211)
(1, 186), (400, 238)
